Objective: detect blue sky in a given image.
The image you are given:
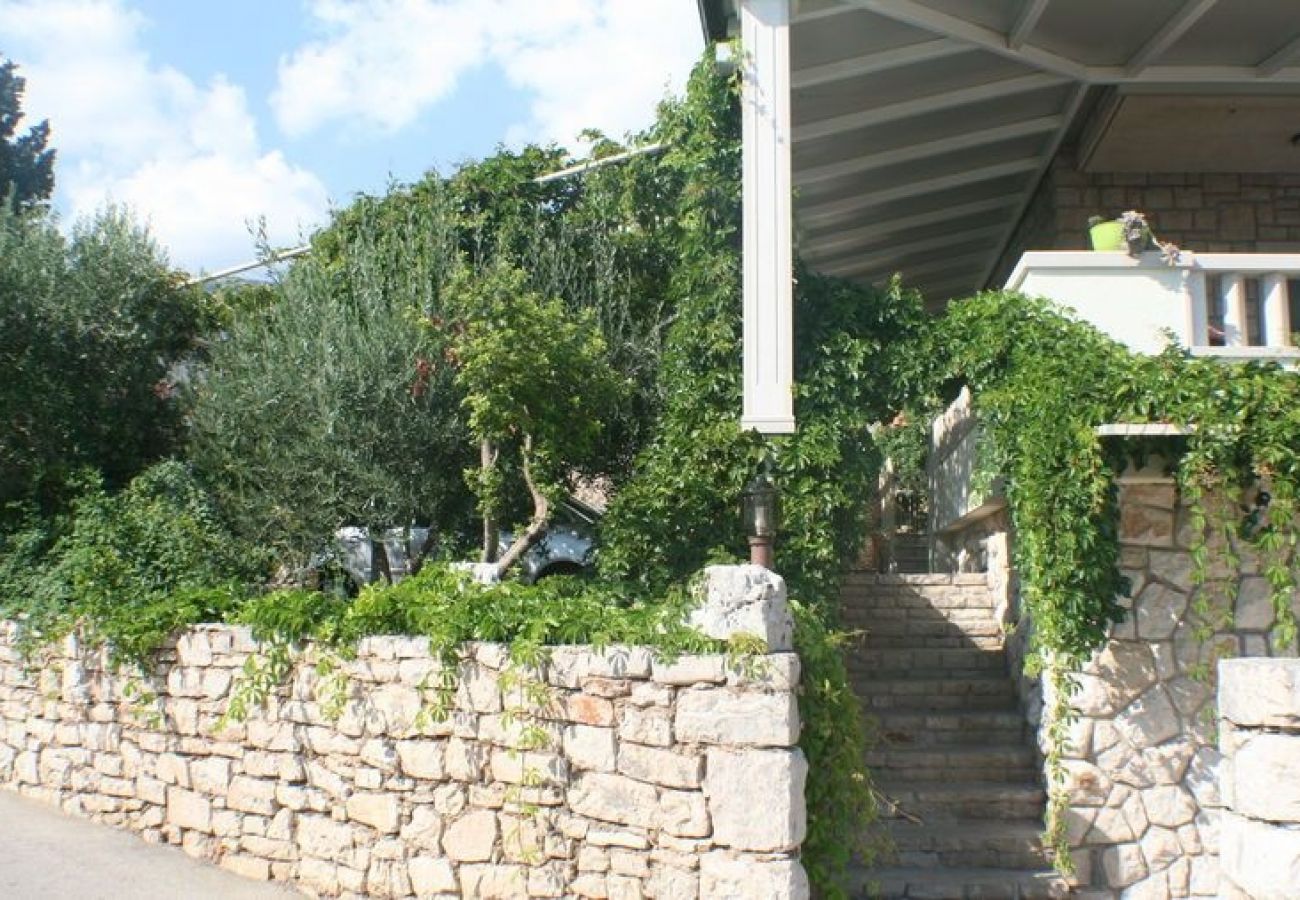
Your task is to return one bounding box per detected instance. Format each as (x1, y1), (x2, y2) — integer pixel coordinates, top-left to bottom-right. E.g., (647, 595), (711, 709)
(1, 0), (703, 273)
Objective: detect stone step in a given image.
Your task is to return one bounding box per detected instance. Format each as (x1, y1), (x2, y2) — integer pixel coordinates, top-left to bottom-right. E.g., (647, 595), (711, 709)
(873, 711), (1030, 749)
(866, 746), (1038, 783)
(841, 592), (1000, 614)
(859, 616), (1004, 639)
(859, 633), (1006, 651)
(851, 865), (1068, 899)
(877, 782), (1047, 823)
(847, 647), (1007, 675)
(885, 820), (1052, 871)
(858, 677), (1018, 713)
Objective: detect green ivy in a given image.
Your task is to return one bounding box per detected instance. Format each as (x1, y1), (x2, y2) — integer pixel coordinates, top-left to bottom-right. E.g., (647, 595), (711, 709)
(919, 290), (1300, 871)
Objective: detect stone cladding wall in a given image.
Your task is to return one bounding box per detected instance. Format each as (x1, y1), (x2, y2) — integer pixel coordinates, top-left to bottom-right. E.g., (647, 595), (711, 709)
(0, 621), (808, 899)
(1217, 658), (1300, 898)
(1009, 478), (1300, 898)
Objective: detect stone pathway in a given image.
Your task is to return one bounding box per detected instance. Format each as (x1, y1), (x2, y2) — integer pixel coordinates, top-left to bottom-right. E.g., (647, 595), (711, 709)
(0, 789), (297, 899)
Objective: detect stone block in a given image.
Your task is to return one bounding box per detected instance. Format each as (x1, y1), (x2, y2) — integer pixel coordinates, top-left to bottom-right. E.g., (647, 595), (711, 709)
(227, 775), (276, 815)
(566, 694), (615, 727)
(442, 808), (498, 862)
(618, 744), (702, 789)
(564, 725), (618, 772)
(1220, 811), (1300, 899)
(1115, 686), (1180, 749)
(188, 757), (231, 795)
(1235, 576), (1275, 630)
(395, 739), (444, 779)
(1134, 582), (1187, 640)
(659, 788), (710, 839)
(1219, 658), (1300, 728)
(299, 814), (355, 857)
(705, 748), (806, 851)
(650, 656), (726, 686)
(165, 787), (212, 833)
(408, 857), (458, 895)
(346, 792), (401, 833)
(569, 773), (658, 829)
(675, 688), (798, 747)
(699, 852), (809, 900)
(1101, 841), (1148, 888)
(689, 565), (794, 651)
(401, 804), (444, 851)
(1229, 732), (1300, 822)
(619, 706), (673, 747)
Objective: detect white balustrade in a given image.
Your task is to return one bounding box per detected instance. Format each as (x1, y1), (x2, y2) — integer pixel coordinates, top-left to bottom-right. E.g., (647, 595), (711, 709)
(1006, 252), (1300, 362)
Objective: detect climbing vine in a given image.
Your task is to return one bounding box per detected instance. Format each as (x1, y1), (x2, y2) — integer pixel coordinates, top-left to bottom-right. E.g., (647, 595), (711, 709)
(916, 290), (1300, 871)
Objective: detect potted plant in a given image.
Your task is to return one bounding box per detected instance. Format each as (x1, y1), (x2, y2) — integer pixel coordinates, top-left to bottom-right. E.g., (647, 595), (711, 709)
(1088, 210), (1181, 263)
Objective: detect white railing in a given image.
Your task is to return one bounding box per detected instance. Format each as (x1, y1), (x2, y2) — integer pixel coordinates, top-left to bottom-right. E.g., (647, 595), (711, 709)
(1006, 252), (1300, 360)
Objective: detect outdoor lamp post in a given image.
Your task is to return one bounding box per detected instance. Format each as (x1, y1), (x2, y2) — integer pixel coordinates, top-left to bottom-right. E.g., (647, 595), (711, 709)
(743, 468), (779, 569)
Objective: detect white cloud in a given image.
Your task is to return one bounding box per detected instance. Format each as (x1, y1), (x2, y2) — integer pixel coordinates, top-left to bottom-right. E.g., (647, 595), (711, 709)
(273, 0), (703, 148)
(1, 0), (329, 272)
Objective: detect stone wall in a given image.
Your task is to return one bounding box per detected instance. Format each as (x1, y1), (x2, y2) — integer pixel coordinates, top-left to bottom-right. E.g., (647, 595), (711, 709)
(990, 149), (1300, 288)
(0, 571), (809, 898)
(1218, 658), (1300, 898)
(1016, 477), (1299, 898)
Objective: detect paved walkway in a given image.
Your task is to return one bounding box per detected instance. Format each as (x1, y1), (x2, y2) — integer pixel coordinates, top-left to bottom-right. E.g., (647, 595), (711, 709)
(0, 790), (298, 899)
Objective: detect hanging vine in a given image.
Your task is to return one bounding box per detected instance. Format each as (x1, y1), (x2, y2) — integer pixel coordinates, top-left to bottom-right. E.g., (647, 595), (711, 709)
(916, 290), (1300, 870)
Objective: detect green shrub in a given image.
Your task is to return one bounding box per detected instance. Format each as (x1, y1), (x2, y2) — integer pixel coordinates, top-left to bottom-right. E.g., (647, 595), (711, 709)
(1, 460), (263, 666)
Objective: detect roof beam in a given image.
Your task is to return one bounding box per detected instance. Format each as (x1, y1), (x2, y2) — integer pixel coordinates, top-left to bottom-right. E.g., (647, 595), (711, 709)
(792, 2), (856, 25)
(796, 115), (1061, 187)
(1125, 0), (1219, 76)
(792, 38), (967, 90)
(1257, 34), (1300, 78)
(1098, 64), (1300, 84)
(813, 225), (1006, 278)
(801, 195), (1020, 256)
(845, 0), (1088, 80)
(1008, 0), (1051, 51)
(798, 158), (1041, 229)
(794, 72), (1062, 143)
(822, 248), (991, 283)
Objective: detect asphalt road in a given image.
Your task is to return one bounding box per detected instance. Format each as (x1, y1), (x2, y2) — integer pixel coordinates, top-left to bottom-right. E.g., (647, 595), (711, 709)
(0, 790), (298, 899)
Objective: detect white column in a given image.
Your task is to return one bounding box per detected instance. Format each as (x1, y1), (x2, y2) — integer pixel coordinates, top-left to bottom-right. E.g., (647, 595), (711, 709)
(1220, 273), (1248, 347)
(1184, 270), (1210, 347)
(741, 0), (795, 434)
(1262, 273), (1293, 347)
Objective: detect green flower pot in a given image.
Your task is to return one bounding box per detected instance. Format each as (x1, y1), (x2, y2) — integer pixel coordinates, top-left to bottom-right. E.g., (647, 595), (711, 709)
(1089, 220), (1125, 251)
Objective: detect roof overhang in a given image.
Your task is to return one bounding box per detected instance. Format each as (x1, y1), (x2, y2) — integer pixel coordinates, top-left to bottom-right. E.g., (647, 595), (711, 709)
(699, 0), (1300, 304)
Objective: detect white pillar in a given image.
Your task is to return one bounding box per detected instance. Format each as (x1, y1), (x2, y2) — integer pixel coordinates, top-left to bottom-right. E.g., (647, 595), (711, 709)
(1262, 273), (1292, 347)
(1184, 270), (1210, 347)
(741, 0), (795, 434)
(1220, 273), (1248, 347)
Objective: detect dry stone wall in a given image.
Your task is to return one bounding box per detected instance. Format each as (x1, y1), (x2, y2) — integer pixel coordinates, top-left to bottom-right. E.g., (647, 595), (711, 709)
(1018, 478), (1300, 898)
(1218, 658), (1300, 898)
(0, 570), (809, 899)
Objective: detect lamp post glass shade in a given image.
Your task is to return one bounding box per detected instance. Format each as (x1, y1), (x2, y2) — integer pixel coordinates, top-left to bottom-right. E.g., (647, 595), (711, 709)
(744, 471), (779, 538)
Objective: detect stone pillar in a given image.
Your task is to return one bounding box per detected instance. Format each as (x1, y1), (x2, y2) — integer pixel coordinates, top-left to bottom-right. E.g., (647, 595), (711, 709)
(1218, 658), (1300, 898)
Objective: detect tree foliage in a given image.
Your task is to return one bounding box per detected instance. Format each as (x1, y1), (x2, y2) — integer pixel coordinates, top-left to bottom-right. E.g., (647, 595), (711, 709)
(0, 205), (202, 516)
(0, 57), (55, 210)
(448, 265), (625, 570)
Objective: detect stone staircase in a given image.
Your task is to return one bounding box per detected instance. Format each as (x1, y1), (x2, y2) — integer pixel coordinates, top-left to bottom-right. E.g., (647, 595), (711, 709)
(841, 573), (1068, 899)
